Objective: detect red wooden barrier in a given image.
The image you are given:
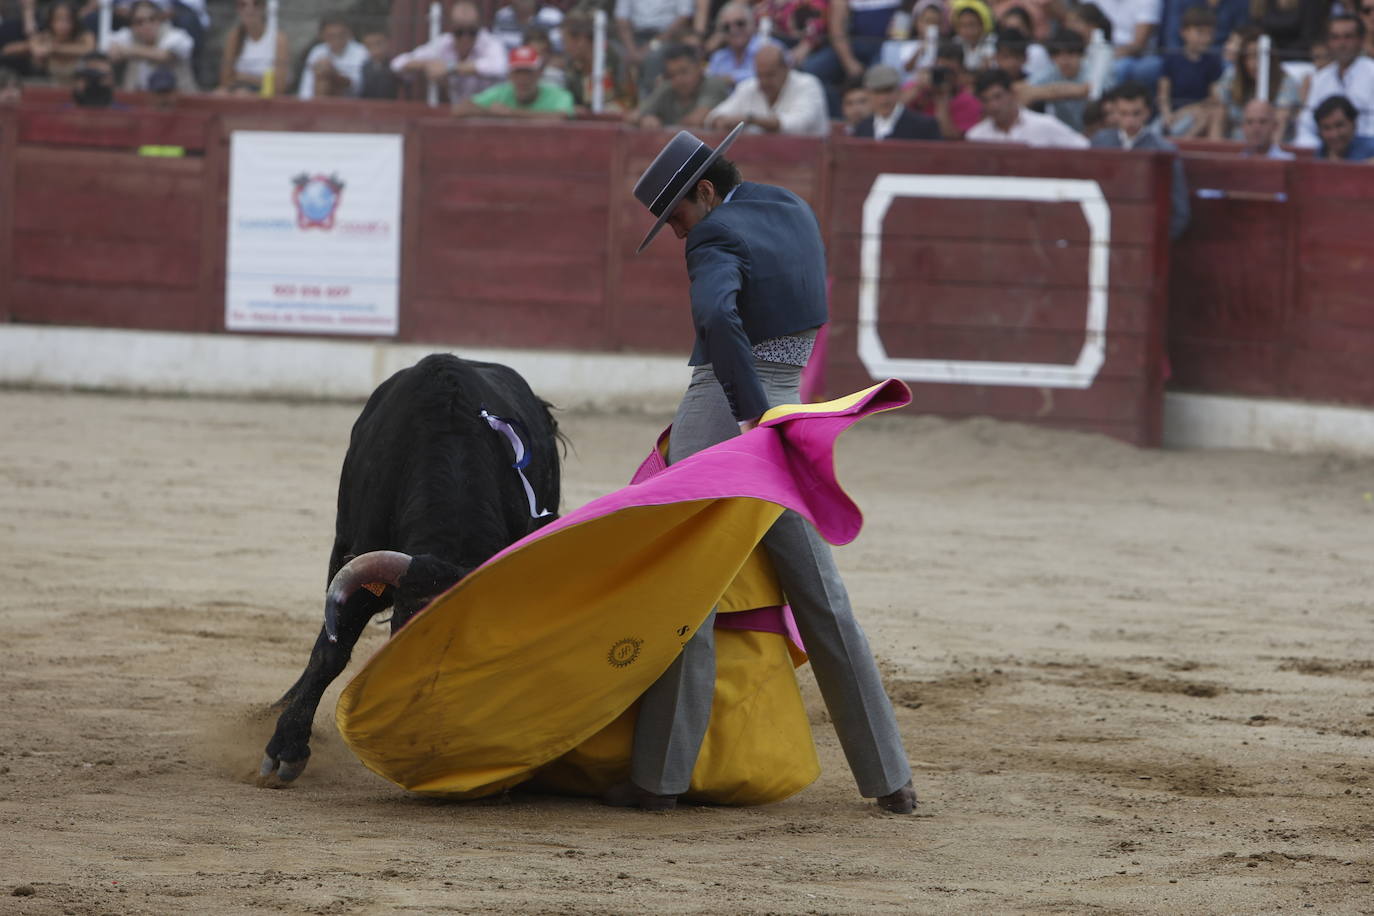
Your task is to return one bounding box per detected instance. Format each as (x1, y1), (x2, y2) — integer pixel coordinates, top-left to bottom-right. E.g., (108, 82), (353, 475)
(0, 98), (1194, 447)
(0, 109), (14, 325)
(1170, 154), (1374, 409)
(824, 140), (1172, 445)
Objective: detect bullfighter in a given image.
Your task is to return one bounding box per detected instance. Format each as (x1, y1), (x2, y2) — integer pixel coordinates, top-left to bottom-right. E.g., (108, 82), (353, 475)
(608, 125), (918, 814)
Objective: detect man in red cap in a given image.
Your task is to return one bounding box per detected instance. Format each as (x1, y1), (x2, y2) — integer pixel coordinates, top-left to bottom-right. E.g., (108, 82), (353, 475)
(454, 45), (574, 118)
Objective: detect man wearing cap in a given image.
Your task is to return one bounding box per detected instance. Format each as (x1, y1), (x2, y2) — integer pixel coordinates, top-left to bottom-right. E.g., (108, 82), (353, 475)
(454, 45), (574, 119)
(606, 125), (918, 816)
(852, 64), (939, 140)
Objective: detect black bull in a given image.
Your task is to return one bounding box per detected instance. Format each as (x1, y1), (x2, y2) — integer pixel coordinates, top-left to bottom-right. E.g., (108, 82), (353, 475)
(259, 354), (562, 785)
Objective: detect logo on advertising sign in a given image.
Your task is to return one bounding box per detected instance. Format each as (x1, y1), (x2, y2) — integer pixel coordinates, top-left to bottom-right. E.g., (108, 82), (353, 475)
(291, 172), (346, 230)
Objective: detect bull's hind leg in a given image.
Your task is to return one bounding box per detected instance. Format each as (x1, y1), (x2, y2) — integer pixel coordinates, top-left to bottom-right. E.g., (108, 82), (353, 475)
(258, 588), (388, 787)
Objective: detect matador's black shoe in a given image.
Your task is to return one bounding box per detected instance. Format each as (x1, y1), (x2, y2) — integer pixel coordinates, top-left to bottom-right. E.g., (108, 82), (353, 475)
(876, 781), (917, 814)
(602, 781), (678, 811)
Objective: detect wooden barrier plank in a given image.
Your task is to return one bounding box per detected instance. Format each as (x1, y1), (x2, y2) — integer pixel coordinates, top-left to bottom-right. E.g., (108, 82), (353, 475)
(0, 111), (15, 323)
(421, 122), (620, 174)
(873, 324), (1151, 371)
(1179, 154), (1289, 195)
(1291, 283), (1374, 330)
(197, 114), (226, 333)
(1294, 199), (1374, 247)
(1298, 245), (1374, 289)
(829, 196), (1158, 246)
(9, 278), (203, 330)
(419, 207), (608, 252)
(1292, 160), (1374, 200)
(16, 235), (200, 288)
(1169, 241), (1288, 341)
(824, 357), (1149, 421)
(898, 383), (1147, 424)
(601, 130), (631, 351)
(830, 139), (1164, 200)
(1164, 337), (1286, 397)
(826, 316), (1152, 382)
(829, 235), (1154, 291)
(427, 173), (610, 211)
(1284, 318), (1374, 353)
(831, 278), (1155, 334)
(404, 295), (608, 349)
(15, 186), (201, 241)
(19, 107), (212, 151)
(1282, 347), (1374, 405)
(15, 145), (201, 189)
(398, 123), (423, 341)
(415, 246), (604, 306)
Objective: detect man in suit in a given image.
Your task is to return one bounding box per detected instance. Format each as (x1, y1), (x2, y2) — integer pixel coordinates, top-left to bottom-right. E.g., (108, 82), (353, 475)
(852, 64), (941, 141)
(1089, 81), (1191, 240)
(606, 127), (917, 815)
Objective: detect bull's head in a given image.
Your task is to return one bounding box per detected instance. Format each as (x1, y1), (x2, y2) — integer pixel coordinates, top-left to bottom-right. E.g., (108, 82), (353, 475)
(324, 551), (473, 642)
(323, 551), (413, 642)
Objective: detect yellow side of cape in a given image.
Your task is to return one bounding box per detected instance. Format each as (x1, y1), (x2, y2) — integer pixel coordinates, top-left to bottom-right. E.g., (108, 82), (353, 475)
(530, 627), (817, 806)
(335, 495), (818, 802)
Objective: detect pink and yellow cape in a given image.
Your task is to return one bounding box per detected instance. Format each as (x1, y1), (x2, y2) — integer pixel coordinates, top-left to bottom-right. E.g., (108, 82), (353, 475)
(334, 379), (911, 804)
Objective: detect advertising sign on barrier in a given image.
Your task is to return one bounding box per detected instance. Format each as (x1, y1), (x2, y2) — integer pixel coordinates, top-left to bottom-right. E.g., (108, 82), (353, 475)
(226, 130), (403, 335)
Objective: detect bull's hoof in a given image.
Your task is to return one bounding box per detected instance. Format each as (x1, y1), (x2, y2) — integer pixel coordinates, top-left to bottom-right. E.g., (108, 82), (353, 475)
(256, 753), (309, 788)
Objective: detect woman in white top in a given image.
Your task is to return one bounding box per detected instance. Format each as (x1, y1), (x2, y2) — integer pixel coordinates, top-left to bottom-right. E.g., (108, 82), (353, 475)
(217, 0), (288, 94)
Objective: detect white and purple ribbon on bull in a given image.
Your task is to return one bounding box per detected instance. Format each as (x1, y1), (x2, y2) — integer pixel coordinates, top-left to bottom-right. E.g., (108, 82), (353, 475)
(480, 408), (553, 519)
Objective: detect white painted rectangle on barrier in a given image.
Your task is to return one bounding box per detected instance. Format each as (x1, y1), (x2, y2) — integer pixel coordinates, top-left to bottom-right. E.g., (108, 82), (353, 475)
(227, 131), (403, 336)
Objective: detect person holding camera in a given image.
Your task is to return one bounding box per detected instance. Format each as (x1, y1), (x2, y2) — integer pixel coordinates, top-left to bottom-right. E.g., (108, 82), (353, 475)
(903, 40), (983, 139)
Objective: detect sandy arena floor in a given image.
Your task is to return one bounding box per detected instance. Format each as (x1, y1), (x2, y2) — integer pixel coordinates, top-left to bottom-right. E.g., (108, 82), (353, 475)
(1, 385), (1372, 915)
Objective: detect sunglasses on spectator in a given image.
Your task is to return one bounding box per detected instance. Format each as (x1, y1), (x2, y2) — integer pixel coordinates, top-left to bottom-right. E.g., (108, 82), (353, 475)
(131, 15), (157, 23)
(722, 19), (749, 31)
(452, 26), (478, 36)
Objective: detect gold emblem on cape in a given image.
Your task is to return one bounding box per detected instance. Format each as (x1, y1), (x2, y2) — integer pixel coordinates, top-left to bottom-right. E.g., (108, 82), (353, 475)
(607, 637), (643, 668)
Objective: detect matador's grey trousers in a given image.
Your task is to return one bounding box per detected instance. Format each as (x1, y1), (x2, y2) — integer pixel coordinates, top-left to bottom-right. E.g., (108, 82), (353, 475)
(630, 360), (913, 799)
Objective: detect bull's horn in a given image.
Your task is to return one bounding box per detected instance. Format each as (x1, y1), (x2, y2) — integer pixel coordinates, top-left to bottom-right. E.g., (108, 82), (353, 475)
(323, 550), (413, 643)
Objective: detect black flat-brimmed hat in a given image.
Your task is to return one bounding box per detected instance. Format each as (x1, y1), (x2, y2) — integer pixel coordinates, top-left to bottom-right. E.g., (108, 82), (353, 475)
(632, 123), (745, 254)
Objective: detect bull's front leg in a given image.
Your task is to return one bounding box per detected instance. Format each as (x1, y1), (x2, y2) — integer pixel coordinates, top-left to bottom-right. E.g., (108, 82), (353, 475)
(258, 588), (384, 787)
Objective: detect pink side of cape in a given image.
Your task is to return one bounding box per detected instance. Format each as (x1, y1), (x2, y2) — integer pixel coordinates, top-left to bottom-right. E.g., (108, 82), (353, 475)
(629, 428), (802, 649)
(476, 379), (912, 651)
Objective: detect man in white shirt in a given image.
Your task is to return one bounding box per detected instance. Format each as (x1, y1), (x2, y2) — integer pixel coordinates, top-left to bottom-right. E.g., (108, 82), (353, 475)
(298, 15), (370, 100)
(1295, 14), (1374, 148)
(966, 68), (1089, 147)
(107, 0), (196, 92)
(390, 0), (507, 103)
(704, 44), (830, 137)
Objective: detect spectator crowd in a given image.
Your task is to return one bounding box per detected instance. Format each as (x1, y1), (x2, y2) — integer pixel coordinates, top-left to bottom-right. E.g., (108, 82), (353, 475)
(1, 0), (1371, 162)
